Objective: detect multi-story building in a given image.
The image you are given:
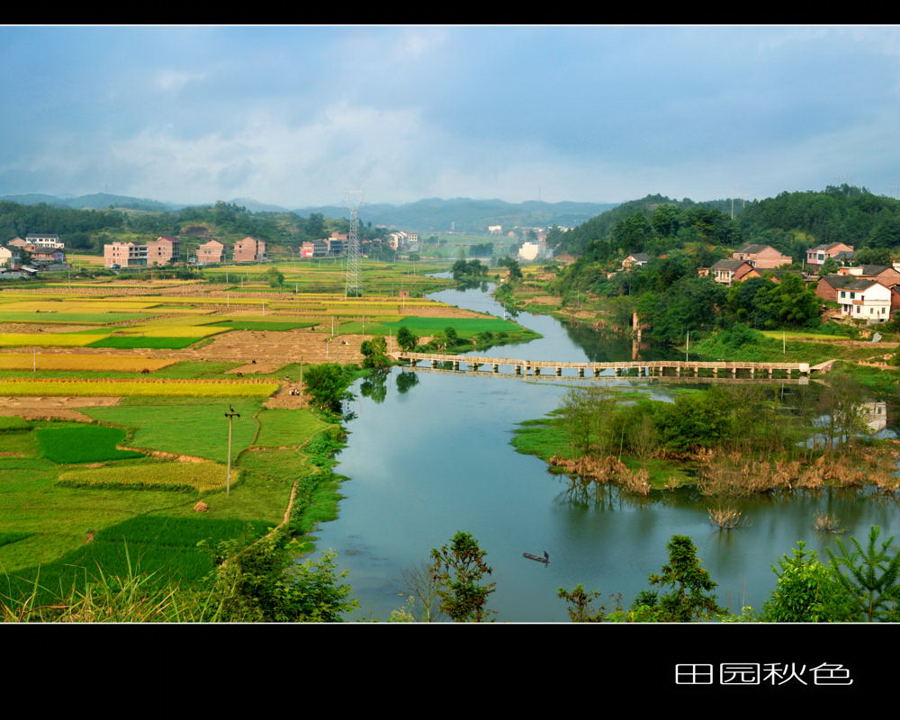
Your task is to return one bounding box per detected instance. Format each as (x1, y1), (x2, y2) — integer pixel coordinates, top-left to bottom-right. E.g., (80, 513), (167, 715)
(196, 239), (224, 265)
(104, 242), (148, 268)
(25, 233), (64, 249)
(233, 236), (267, 263)
(836, 279), (892, 323)
(146, 236), (177, 266)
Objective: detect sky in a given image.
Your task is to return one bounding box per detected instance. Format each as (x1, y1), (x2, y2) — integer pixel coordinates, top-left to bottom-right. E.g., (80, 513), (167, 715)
(3, 25), (900, 208)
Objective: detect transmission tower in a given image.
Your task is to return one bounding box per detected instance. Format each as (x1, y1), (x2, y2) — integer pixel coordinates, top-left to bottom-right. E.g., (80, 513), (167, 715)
(344, 190), (363, 297)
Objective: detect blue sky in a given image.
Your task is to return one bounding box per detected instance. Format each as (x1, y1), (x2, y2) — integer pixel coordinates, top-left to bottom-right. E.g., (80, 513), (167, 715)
(3, 25), (900, 207)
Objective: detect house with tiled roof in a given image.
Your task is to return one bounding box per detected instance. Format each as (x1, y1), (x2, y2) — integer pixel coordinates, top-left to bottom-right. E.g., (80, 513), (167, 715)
(836, 264), (900, 287)
(621, 252), (651, 270)
(731, 244), (792, 269)
(806, 242), (854, 269)
(835, 278), (892, 323)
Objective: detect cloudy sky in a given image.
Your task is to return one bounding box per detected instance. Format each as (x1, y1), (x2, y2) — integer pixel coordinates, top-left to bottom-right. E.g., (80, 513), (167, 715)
(3, 25), (900, 208)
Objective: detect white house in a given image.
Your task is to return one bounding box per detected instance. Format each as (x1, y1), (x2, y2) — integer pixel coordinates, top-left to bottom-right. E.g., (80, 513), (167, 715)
(0, 246), (12, 267)
(837, 279), (892, 323)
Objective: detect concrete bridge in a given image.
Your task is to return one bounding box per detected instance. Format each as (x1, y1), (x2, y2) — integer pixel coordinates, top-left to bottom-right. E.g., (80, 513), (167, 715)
(393, 352), (827, 379)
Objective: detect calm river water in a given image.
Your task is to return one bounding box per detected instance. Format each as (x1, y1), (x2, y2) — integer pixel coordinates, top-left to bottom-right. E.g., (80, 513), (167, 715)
(313, 283), (899, 622)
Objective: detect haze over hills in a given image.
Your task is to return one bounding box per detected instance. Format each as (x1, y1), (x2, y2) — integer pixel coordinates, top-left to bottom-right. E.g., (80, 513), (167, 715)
(0, 193), (619, 232)
(293, 198), (620, 232)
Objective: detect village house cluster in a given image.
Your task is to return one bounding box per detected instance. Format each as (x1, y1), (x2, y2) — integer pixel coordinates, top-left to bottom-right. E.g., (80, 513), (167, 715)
(1, 233), (69, 279)
(619, 242), (900, 325)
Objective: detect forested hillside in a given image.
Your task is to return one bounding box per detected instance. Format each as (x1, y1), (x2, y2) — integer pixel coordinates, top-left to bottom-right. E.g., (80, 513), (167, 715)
(549, 185), (900, 263)
(0, 200), (374, 254)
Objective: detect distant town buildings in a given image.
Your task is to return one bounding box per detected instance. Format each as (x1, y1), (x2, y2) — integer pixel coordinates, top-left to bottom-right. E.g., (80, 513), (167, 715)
(488, 225), (503, 235)
(518, 241), (541, 262)
(4, 234), (67, 270)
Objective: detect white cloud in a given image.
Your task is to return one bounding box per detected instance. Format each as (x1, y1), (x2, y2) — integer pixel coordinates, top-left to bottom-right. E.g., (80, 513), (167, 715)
(154, 69), (206, 93)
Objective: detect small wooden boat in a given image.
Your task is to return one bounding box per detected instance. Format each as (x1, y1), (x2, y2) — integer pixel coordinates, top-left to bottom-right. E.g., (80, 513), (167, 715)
(523, 552), (550, 564)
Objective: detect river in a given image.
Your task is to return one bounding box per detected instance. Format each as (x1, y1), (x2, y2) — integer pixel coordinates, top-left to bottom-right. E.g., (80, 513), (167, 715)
(313, 282), (899, 622)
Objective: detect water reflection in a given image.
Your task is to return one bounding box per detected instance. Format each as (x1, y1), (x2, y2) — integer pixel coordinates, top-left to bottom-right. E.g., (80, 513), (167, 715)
(313, 282), (900, 622)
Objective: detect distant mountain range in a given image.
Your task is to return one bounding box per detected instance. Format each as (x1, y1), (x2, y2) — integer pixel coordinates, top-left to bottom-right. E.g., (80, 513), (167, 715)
(0, 193), (619, 232)
(0, 193), (184, 212)
(293, 198), (620, 232)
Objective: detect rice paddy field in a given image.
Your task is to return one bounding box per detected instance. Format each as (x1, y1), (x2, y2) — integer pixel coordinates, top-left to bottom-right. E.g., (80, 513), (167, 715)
(0, 258), (543, 604)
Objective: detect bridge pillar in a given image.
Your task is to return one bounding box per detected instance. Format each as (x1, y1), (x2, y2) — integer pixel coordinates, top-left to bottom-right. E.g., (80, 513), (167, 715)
(492, 363), (499, 373)
(534, 367), (540, 376)
(577, 367), (584, 377)
(515, 365), (522, 375)
(595, 368), (601, 377)
(731, 367), (737, 377)
(431, 359), (437, 368)
(452, 360), (459, 370)
(767, 368), (773, 378)
(472, 363), (481, 372)
(676, 366), (681, 377)
(556, 367), (562, 376)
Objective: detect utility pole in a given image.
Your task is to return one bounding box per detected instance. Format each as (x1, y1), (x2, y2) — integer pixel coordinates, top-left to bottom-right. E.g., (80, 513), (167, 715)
(345, 190), (363, 298)
(685, 330), (690, 363)
(224, 406), (241, 495)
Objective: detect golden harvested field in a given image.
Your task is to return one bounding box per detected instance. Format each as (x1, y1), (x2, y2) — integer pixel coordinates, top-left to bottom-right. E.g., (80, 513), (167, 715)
(0, 378), (279, 397)
(58, 461), (231, 492)
(0, 353), (177, 371)
(0, 333), (110, 347)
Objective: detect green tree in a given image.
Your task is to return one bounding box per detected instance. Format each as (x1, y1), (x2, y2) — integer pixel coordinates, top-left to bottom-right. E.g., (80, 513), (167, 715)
(264, 266), (285, 288)
(631, 535), (724, 622)
(817, 257), (839, 276)
(303, 363), (354, 414)
(396, 326), (418, 352)
(761, 542), (853, 622)
(429, 531), (496, 622)
(826, 526), (900, 622)
(211, 536), (357, 622)
(360, 335), (390, 369)
(754, 272), (821, 328)
(558, 584), (609, 622)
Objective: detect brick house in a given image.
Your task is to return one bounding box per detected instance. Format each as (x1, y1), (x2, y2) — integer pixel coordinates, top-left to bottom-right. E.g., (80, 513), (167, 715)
(233, 237), (267, 263)
(806, 242), (854, 269)
(104, 242), (148, 268)
(709, 259), (760, 286)
(731, 244), (792, 269)
(196, 239), (224, 265)
(146, 236), (177, 266)
(836, 264), (900, 287)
